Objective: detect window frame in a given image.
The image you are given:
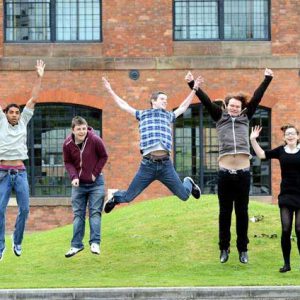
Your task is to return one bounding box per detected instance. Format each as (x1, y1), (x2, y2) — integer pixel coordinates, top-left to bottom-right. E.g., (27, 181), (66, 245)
(173, 0), (271, 41)
(4, 0), (103, 43)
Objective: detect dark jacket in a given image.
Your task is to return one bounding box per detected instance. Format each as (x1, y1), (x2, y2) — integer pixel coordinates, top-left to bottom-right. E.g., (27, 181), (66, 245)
(189, 76), (272, 158)
(63, 127), (108, 183)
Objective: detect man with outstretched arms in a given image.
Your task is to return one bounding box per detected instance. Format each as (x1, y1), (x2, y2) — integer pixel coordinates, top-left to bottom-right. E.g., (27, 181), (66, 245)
(0, 60), (45, 261)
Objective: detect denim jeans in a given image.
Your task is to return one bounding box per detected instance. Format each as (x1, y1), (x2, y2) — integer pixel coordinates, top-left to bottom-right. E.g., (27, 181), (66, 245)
(0, 170), (30, 253)
(113, 158), (192, 204)
(71, 174), (105, 249)
(218, 169), (250, 252)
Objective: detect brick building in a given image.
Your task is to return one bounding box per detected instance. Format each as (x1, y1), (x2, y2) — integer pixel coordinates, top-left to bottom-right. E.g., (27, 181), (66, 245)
(2, 0), (299, 231)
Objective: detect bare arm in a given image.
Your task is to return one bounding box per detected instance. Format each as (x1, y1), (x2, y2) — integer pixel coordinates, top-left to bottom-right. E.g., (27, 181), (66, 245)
(26, 60), (46, 110)
(102, 77), (136, 116)
(174, 76), (203, 118)
(250, 126), (266, 159)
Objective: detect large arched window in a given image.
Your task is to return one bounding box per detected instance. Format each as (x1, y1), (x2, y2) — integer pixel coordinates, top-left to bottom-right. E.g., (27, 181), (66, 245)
(174, 103), (271, 195)
(25, 104), (102, 197)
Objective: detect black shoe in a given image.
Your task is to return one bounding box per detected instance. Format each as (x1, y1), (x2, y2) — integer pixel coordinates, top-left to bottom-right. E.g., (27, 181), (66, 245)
(220, 249), (229, 263)
(279, 264), (291, 273)
(104, 197), (117, 213)
(185, 177), (201, 199)
(239, 251), (248, 264)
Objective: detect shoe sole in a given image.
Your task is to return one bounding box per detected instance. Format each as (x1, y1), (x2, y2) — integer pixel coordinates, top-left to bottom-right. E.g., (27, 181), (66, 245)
(65, 247), (84, 258)
(185, 177), (201, 199)
(91, 250), (100, 255)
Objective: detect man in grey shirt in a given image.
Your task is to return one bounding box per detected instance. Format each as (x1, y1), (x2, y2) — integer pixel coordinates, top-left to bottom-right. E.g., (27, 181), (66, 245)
(0, 60), (45, 261)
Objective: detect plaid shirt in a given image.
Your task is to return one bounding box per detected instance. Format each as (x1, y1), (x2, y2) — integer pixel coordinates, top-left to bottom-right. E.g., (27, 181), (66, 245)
(136, 109), (176, 153)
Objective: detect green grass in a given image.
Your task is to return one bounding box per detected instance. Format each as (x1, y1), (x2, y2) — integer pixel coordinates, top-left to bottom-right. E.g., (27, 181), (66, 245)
(1, 195), (300, 288)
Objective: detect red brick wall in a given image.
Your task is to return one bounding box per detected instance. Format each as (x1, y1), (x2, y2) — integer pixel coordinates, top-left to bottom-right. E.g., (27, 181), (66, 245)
(271, 1), (300, 55)
(6, 206), (73, 231)
(1, 1), (300, 231)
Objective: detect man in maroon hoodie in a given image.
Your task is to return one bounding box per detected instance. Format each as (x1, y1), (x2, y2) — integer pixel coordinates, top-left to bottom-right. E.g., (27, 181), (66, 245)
(63, 116), (108, 258)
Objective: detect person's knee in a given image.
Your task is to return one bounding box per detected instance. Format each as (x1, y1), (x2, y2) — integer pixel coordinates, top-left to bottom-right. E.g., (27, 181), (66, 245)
(19, 207), (29, 217)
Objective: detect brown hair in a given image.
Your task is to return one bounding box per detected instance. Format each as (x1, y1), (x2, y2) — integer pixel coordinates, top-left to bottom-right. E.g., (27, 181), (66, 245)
(3, 103), (21, 113)
(280, 124), (300, 145)
(149, 91), (166, 107)
(71, 116), (88, 129)
(224, 92), (249, 110)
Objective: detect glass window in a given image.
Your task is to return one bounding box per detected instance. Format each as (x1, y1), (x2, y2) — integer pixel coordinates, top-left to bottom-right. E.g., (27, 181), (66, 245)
(25, 104), (102, 197)
(5, 0), (102, 42)
(174, 0), (270, 41)
(174, 104), (271, 195)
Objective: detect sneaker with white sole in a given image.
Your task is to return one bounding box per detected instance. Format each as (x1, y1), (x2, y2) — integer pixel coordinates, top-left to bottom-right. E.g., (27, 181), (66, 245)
(0, 248), (5, 262)
(11, 235), (22, 257)
(65, 247), (84, 258)
(184, 177), (201, 199)
(90, 243), (100, 255)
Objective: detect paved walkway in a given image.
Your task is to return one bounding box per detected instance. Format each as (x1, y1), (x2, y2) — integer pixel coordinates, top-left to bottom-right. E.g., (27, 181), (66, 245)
(0, 286), (300, 299)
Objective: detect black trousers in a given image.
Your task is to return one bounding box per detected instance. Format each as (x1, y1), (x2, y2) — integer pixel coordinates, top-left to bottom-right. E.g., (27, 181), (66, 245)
(218, 169), (251, 252)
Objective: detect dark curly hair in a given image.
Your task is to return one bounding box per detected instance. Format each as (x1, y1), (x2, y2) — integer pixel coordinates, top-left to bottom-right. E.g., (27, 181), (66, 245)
(224, 92), (249, 110)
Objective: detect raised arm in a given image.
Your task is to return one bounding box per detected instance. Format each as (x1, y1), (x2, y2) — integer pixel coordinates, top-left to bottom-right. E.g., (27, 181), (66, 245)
(26, 60), (45, 110)
(102, 77), (136, 116)
(246, 68), (273, 119)
(174, 76), (203, 118)
(185, 71), (222, 121)
(250, 126), (266, 159)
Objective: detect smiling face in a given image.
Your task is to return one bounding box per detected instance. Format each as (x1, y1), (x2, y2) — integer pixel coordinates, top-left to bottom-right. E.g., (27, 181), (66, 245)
(284, 127), (299, 147)
(227, 98), (242, 117)
(72, 124), (88, 144)
(5, 106), (21, 126)
(151, 93), (168, 110)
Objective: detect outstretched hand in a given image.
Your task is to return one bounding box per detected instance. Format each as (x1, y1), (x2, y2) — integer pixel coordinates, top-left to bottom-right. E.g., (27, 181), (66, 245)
(36, 60), (45, 77)
(264, 68), (273, 77)
(193, 76), (204, 90)
(185, 71), (194, 83)
(250, 125), (262, 140)
(102, 77), (112, 92)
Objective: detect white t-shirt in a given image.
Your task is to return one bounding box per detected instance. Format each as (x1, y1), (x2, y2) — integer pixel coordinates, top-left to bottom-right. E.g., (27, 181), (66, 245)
(0, 107), (34, 161)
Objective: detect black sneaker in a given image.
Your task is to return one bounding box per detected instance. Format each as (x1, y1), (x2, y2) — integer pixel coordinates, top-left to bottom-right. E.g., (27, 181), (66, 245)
(185, 177), (201, 199)
(104, 197), (117, 213)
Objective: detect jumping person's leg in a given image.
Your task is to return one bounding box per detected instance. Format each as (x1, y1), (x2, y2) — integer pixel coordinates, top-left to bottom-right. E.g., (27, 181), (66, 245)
(12, 171), (30, 256)
(0, 171), (12, 260)
(104, 158), (156, 213)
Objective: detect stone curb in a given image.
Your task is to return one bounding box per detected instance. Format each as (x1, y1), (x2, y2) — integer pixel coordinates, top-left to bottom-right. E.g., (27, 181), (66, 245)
(0, 286), (300, 300)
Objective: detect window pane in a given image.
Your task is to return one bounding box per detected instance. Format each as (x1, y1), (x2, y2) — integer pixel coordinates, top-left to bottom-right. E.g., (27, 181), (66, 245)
(224, 0), (269, 40)
(25, 104), (102, 197)
(56, 0), (101, 41)
(5, 1), (50, 41)
(174, 0), (219, 40)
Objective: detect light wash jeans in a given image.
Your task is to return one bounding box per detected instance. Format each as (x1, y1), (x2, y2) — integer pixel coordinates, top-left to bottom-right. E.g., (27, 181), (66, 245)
(71, 174), (105, 249)
(113, 158), (192, 203)
(0, 170), (30, 254)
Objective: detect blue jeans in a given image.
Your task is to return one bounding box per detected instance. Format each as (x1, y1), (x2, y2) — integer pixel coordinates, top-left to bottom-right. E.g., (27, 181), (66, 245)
(0, 170), (30, 253)
(113, 158), (192, 203)
(71, 174), (105, 249)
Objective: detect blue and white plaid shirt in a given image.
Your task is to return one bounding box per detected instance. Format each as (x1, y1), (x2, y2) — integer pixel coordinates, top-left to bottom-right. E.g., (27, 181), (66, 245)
(136, 109), (176, 153)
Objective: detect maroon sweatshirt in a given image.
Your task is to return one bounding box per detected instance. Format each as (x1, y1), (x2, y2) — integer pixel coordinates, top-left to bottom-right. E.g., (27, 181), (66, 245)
(63, 127), (108, 184)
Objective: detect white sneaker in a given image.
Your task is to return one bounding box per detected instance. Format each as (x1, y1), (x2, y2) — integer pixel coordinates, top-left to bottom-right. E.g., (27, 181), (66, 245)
(65, 247), (84, 258)
(11, 235), (22, 257)
(90, 243), (100, 255)
(0, 247), (5, 261)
